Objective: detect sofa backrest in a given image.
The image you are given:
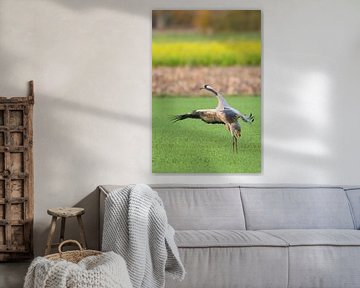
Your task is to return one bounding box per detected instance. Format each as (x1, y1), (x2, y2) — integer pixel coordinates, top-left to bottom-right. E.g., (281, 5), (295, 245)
(152, 185), (246, 230)
(345, 188), (360, 229)
(100, 184), (358, 232)
(240, 186), (355, 230)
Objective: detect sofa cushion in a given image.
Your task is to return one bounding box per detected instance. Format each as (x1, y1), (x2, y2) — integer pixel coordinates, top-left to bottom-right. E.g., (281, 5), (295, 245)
(260, 230), (360, 288)
(165, 247), (288, 288)
(153, 186), (246, 230)
(240, 187), (355, 230)
(175, 230), (288, 248)
(287, 246), (360, 288)
(100, 185), (246, 230)
(262, 229), (360, 246)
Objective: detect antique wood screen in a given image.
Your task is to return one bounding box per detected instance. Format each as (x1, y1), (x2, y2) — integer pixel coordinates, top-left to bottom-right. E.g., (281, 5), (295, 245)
(0, 81), (34, 261)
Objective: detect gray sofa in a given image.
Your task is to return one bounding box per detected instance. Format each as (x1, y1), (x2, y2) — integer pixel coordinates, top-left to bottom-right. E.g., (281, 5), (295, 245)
(99, 185), (360, 288)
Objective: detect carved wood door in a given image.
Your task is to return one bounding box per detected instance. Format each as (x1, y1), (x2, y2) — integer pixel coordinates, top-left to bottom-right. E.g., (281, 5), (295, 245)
(0, 82), (34, 261)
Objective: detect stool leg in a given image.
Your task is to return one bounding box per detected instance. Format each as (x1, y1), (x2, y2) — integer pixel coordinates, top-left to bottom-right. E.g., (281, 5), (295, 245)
(45, 216), (57, 255)
(77, 215), (87, 249)
(60, 217), (66, 243)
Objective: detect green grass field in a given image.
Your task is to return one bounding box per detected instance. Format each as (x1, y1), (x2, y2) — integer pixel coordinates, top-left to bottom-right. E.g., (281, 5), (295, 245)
(152, 32), (261, 67)
(152, 96), (261, 173)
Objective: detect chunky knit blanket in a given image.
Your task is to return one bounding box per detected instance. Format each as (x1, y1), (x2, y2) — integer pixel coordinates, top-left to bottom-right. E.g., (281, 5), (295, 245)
(24, 251), (132, 288)
(102, 184), (185, 288)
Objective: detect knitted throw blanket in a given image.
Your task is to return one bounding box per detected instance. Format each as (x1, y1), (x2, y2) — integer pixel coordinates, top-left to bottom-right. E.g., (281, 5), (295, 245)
(102, 184), (185, 288)
(24, 251), (133, 288)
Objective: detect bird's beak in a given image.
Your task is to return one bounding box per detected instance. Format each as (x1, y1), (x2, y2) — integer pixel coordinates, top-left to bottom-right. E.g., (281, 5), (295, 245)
(199, 87), (204, 90)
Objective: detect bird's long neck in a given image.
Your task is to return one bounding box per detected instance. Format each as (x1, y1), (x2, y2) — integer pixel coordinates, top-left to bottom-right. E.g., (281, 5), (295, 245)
(206, 87), (218, 96)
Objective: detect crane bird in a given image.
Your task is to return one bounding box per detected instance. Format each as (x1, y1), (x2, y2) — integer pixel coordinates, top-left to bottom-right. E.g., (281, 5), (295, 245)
(172, 84), (254, 153)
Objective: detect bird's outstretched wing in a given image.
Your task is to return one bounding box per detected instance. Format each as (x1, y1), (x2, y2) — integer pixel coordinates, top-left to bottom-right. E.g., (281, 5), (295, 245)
(239, 113), (255, 123)
(172, 109), (224, 124)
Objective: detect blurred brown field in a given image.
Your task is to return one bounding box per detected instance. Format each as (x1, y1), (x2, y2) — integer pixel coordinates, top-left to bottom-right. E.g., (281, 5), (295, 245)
(152, 66), (261, 96)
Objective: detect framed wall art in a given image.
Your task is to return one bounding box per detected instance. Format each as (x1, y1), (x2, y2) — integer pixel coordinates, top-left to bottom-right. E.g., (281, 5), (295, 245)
(152, 10), (261, 173)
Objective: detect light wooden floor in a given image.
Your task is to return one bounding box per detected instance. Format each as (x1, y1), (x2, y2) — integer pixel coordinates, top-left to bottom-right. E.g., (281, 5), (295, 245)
(0, 261), (30, 288)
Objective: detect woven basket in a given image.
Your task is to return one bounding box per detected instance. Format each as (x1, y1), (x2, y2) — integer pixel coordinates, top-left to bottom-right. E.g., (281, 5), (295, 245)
(45, 240), (102, 263)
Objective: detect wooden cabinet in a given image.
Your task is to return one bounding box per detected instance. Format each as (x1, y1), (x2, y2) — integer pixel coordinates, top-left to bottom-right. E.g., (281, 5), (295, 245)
(0, 81), (34, 261)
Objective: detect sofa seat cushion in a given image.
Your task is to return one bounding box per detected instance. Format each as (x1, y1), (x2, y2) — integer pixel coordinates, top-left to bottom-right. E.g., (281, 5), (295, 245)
(175, 230), (288, 248)
(166, 246), (289, 288)
(262, 229), (360, 246)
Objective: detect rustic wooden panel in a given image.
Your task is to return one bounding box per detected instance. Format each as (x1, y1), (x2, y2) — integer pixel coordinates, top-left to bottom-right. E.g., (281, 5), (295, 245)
(0, 132), (4, 146)
(11, 226), (24, 246)
(0, 226), (4, 245)
(0, 153), (4, 172)
(10, 204), (24, 221)
(11, 180), (24, 198)
(10, 132), (23, 146)
(0, 81), (34, 261)
(0, 110), (4, 126)
(0, 204), (4, 219)
(0, 180), (4, 198)
(9, 110), (23, 126)
(10, 152), (24, 173)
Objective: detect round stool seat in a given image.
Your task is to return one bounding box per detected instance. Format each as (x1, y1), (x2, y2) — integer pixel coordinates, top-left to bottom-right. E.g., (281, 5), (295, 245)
(47, 207), (85, 218)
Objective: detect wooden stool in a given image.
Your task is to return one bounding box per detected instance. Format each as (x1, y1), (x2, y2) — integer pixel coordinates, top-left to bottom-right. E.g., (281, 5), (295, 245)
(45, 207), (87, 255)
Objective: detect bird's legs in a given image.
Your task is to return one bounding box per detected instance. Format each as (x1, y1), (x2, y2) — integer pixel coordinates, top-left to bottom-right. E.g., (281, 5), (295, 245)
(232, 136), (238, 153)
(233, 136), (238, 153)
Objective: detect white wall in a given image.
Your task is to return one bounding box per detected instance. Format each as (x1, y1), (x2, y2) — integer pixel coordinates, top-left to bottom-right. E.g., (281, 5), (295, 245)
(0, 0), (360, 255)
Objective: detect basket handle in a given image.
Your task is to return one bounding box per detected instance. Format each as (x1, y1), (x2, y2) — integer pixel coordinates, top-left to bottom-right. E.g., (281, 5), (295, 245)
(58, 240), (83, 255)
